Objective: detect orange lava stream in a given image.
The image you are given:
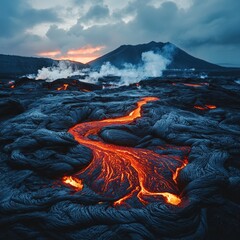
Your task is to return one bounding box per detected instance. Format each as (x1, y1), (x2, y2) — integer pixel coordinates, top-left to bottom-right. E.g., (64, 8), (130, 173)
(194, 104), (217, 110)
(182, 83), (209, 87)
(57, 84), (69, 91)
(172, 157), (188, 184)
(63, 97), (189, 206)
(205, 104), (217, 109)
(172, 82), (209, 87)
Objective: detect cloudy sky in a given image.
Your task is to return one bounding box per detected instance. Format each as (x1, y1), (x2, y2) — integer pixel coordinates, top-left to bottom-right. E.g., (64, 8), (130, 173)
(0, 0), (239, 66)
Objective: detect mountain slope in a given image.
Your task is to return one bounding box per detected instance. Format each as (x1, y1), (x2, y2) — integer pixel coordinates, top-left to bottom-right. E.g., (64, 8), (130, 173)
(88, 41), (224, 70)
(0, 54), (86, 78)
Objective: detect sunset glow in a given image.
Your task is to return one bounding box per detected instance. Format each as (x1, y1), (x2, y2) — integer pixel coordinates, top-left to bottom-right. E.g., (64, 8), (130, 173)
(37, 45), (105, 63)
(56, 56), (99, 64)
(67, 46), (105, 55)
(38, 50), (61, 57)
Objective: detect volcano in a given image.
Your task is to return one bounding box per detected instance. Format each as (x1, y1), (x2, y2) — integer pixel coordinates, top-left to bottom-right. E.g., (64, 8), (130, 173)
(88, 41), (224, 70)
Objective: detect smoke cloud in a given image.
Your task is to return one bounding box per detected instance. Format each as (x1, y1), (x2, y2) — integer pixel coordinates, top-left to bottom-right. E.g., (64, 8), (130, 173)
(34, 50), (172, 85)
(35, 61), (84, 81)
(87, 51), (170, 85)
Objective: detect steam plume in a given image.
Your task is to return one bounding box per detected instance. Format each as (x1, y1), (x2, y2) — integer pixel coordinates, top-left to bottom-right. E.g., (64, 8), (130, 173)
(34, 45), (175, 85)
(35, 61), (83, 81)
(87, 51), (170, 85)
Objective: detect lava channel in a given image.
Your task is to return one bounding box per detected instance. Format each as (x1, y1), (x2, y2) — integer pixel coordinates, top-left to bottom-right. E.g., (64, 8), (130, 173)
(63, 97), (189, 207)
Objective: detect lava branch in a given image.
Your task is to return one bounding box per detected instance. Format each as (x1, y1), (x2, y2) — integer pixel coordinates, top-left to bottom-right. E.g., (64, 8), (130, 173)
(57, 84), (69, 91)
(62, 97), (189, 206)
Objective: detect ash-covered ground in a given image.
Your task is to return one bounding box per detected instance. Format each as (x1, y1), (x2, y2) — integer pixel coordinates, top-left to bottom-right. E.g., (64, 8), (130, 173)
(0, 76), (240, 240)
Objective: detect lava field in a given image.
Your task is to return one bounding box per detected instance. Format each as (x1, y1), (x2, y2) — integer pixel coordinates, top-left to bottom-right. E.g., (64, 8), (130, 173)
(0, 77), (240, 239)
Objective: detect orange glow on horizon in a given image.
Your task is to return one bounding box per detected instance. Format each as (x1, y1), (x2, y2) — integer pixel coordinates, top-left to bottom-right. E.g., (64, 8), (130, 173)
(38, 50), (61, 57)
(56, 55), (99, 64)
(62, 97), (189, 207)
(67, 46), (105, 55)
(37, 45), (105, 63)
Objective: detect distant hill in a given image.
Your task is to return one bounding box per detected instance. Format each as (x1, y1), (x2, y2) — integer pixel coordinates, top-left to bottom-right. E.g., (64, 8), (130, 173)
(0, 54), (86, 79)
(88, 41), (224, 70)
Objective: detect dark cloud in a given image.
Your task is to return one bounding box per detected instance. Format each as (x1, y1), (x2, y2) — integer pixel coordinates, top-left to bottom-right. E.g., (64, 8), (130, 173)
(0, 0), (60, 38)
(171, 0), (240, 65)
(176, 0), (240, 47)
(126, 2), (179, 42)
(79, 4), (110, 24)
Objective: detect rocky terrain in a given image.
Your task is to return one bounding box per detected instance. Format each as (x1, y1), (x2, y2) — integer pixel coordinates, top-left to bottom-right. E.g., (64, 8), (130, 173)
(0, 75), (240, 239)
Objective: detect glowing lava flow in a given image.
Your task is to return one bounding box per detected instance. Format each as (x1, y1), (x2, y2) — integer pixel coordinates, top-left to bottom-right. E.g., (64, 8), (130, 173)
(62, 176), (83, 191)
(182, 83), (209, 87)
(57, 84), (69, 91)
(172, 83), (209, 87)
(194, 104), (217, 110)
(63, 97), (189, 206)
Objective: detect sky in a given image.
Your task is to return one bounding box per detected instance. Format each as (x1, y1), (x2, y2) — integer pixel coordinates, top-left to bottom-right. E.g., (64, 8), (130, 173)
(0, 0), (239, 66)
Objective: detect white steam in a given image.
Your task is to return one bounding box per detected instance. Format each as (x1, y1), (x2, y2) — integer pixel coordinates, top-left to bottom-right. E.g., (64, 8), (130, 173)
(87, 51), (170, 85)
(35, 61), (84, 81)
(33, 46), (174, 86)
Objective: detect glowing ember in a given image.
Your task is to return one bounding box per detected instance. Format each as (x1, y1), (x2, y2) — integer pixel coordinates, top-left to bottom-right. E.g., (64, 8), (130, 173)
(172, 83), (209, 87)
(194, 104), (217, 110)
(182, 83), (209, 87)
(194, 105), (205, 110)
(62, 176), (83, 191)
(82, 89), (91, 92)
(8, 81), (15, 89)
(57, 84), (69, 91)
(63, 97), (189, 206)
(205, 105), (217, 109)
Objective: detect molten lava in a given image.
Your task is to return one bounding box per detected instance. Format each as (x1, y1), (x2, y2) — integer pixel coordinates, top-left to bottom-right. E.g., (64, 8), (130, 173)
(172, 82), (209, 87)
(205, 105), (217, 109)
(57, 84), (69, 91)
(62, 176), (83, 191)
(173, 157), (188, 184)
(63, 97), (189, 207)
(194, 104), (217, 110)
(182, 83), (209, 87)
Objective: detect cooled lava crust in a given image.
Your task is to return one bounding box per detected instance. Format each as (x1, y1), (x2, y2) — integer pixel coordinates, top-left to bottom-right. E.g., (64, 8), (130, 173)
(0, 77), (240, 239)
